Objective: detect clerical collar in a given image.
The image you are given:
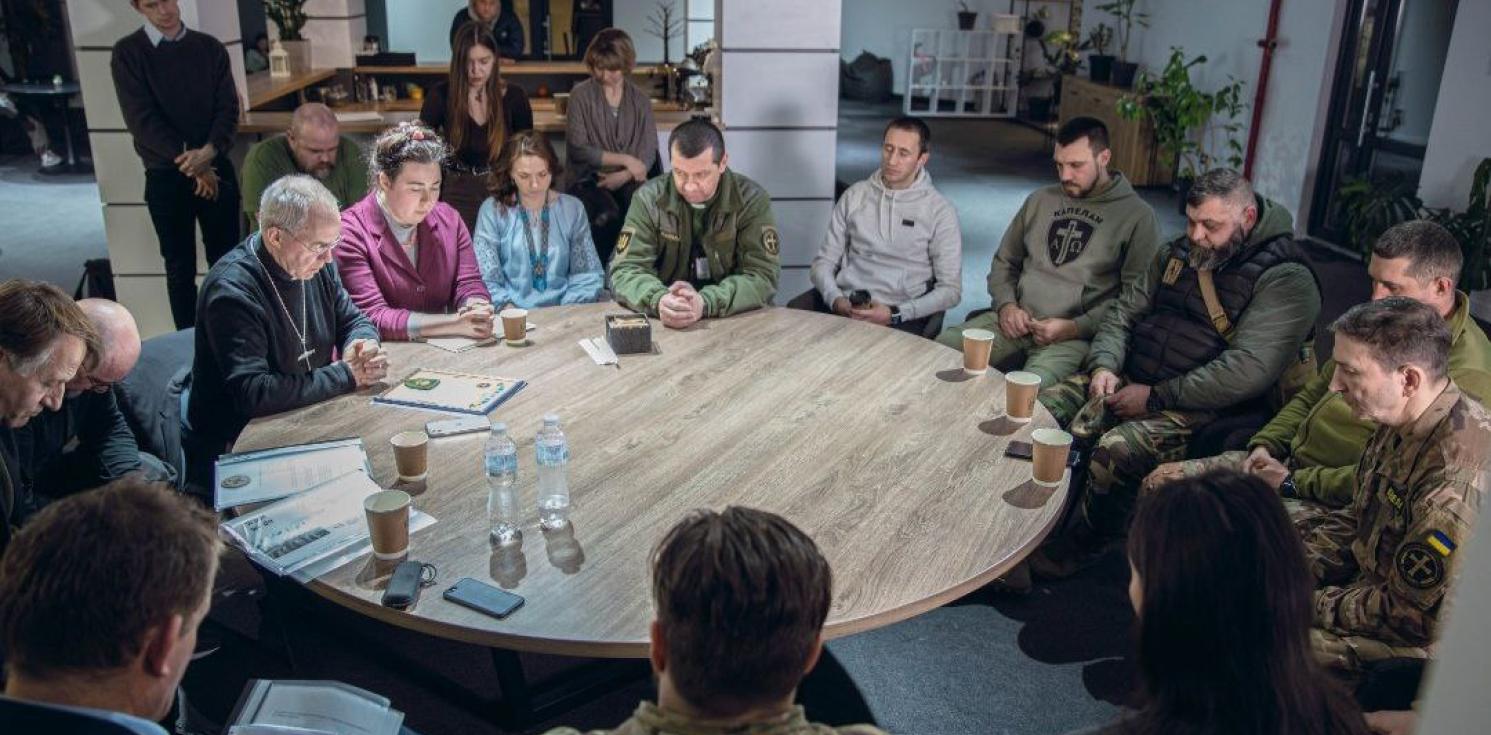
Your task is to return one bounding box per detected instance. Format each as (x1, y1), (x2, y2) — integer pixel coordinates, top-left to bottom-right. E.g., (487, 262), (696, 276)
(252, 234), (295, 282)
(376, 192), (418, 246)
(144, 22), (187, 46)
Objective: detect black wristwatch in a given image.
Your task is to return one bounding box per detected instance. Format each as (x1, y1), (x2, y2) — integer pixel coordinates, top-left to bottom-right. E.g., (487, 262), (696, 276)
(1279, 472), (1298, 499)
(889, 305), (903, 326)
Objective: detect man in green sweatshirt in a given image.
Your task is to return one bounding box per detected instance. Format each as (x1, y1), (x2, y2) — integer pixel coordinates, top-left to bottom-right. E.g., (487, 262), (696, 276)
(936, 117), (1160, 388)
(1030, 169), (1321, 579)
(1143, 220), (1491, 513)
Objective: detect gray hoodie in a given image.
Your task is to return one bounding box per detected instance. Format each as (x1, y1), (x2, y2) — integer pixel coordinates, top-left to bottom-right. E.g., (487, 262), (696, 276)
(988, 173), (1161, 339)
(810, 169), (962, 321)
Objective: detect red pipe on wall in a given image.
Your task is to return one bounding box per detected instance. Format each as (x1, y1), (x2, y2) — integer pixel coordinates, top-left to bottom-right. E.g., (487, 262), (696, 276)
(1244, 0), (1285, 179)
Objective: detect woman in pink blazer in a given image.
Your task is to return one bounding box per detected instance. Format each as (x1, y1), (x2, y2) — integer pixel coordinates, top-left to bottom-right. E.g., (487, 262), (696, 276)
(336, 122), (494, 341)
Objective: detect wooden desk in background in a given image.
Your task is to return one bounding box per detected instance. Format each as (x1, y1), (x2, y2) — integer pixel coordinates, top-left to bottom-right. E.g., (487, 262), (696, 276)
(233, 303), (1071, 658)
(239, 108), (701, 135)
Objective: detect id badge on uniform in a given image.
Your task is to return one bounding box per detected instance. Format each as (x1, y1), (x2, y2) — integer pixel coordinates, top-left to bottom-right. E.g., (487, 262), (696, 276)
(694, 256), (710, 281)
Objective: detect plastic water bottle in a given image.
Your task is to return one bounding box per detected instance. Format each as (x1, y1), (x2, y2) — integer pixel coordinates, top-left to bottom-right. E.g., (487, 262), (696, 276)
(485, 422), (521, 545)
(535, 414), (571, 530)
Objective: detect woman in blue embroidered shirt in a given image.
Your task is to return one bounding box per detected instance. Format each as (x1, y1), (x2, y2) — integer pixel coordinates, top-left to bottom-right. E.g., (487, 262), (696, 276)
(473, 130), (605, 308)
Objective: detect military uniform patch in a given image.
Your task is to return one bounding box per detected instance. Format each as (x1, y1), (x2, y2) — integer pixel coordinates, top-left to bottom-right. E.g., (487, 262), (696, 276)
(1162, 257), (1185, 285)
(762, 227), (780, 256)
(1396, 542), (1445, 590)
(616, 228), (634, 255)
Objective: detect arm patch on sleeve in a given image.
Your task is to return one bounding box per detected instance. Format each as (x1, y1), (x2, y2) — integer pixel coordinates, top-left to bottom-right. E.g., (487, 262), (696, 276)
(762, 226), (780, 256)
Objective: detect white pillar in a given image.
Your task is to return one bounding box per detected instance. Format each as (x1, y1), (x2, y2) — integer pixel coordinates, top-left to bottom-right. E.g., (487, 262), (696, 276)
(299, 0), (369, 69)
(715, 0), (841, 304)
(67, 0), (246, 338)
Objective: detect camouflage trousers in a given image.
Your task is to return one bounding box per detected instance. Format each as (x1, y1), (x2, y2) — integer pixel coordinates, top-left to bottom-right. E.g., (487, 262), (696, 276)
(1310, 627), (1429, 674)
(1040, 372), (1216, 538)
(1141, 451), (1336, 526)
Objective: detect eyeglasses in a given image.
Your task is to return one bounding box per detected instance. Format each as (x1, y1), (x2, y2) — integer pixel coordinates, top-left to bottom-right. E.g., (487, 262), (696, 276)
(277, 227), (341, 255)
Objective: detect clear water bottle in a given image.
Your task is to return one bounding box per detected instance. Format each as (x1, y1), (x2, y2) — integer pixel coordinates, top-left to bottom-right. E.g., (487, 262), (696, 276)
(535, 414), (571, 530)
(485, 422), (521, 545)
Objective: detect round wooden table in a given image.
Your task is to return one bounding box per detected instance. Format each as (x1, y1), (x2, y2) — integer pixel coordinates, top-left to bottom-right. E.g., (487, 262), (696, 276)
(235, 303), (1069, 658)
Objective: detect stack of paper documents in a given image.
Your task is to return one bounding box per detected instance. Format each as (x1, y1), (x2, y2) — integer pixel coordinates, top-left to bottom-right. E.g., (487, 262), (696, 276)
(220, 471), (434, 578)
(227, 679), (404, 735)
(214, 438), (371, 511)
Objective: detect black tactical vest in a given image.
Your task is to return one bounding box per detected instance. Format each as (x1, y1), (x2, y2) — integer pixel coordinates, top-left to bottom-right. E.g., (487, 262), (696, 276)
(1123, 235), (1313, 386)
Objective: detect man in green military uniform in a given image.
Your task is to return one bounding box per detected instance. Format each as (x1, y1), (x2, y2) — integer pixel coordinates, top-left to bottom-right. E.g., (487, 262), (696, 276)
(1298, 298), (1491, 673)
(610, 119), (780, 329)
(241, 103), (368, 231)
(540, 507), (886, 735)
(1142, 220), (1491, 514)
(1027, 169), (1321, 580)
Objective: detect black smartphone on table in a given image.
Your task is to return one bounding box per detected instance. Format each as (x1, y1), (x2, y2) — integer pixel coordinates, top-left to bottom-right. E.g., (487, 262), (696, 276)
(1005, 440), (1079, 466)
(443, 577), (525, 619)
(848, 289), (872, 307)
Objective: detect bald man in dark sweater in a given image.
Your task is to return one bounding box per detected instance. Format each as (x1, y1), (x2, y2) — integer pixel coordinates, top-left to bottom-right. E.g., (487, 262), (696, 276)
(111, 0), (241, 330)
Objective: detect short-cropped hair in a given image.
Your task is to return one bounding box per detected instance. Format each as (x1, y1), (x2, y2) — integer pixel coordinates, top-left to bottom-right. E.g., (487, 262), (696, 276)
(652, 507), (832, 716)
(0, 279), (99, 375)
(668, 118), (726, 164)
(259, 174), (341, 236)
(1371, 220), (1463, 285)
(1331, 296), (1451, 382)
(1056, 116), (1109, 153)
(885, 116), (931, 153)
(584, 27), (637, 73)
(0, 478), (221, 678)
(1185, 168), (1255, 210)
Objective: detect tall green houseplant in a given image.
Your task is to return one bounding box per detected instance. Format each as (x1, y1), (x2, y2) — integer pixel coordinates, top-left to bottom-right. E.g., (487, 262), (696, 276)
(264, 0), (309, 41)
(1117, 47), (1247, 181)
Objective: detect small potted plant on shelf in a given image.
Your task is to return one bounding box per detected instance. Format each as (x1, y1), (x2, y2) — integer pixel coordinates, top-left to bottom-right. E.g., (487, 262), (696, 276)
(1020, 29), (1087, 122)
(1117, 47), (1247, 213)
(1096, 0), (1148, 88)
(957, 2), (978, 30)
(1087, 23), (1115, 84)
(264, 0), (311, 73)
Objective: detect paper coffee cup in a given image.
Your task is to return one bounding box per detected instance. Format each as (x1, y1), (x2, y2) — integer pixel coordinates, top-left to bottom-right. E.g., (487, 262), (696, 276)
(1005, 371), (1042, 423)
(390, 430), (429, 481)
(500, 308), (528, 345)
(962, 329), (996, 374)
(1031, 428), (1073, 487)
(365, 489), (412, 560)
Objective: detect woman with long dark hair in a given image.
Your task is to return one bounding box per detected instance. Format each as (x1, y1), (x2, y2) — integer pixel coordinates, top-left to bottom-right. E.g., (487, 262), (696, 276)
(420, 22), (533, 232)
(1083, 470), (1369, 735)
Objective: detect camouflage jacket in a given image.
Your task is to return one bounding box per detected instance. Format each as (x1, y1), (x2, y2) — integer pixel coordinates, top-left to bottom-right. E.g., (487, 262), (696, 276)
(609, 169), (780, 318)
(1302, 382), (1491, 648)
(540, 702), (888, 735)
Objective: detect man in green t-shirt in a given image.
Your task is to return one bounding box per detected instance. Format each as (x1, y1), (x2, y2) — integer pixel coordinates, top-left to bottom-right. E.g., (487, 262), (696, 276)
(241, 103), (368, 230)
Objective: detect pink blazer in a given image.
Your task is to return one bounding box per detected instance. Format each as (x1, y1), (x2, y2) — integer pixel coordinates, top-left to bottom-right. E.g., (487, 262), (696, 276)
(336, 192), (492, 340)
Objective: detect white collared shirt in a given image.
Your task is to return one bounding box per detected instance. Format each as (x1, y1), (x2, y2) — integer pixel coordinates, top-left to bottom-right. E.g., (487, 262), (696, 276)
(143, 22), (187, 47)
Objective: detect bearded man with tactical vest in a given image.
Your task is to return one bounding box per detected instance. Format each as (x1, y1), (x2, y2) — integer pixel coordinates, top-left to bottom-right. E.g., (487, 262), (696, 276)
(1029, 168), (1322, 580)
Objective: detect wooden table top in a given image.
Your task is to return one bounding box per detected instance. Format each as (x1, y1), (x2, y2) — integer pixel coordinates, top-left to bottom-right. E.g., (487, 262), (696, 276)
(239, 108), (703, 135)
(234, 304), (1069, 658)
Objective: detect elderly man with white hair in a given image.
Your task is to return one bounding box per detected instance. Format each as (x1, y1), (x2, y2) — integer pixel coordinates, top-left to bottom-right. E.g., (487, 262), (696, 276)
(183, 175), (387, 501)
(12, 298), (179, 515)
(241, 102), (369, 231)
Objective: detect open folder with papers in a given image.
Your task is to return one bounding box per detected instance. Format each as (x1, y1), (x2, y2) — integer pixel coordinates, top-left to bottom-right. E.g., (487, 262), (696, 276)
(227, 679), (404, 735)
(213, 437), (371, 511)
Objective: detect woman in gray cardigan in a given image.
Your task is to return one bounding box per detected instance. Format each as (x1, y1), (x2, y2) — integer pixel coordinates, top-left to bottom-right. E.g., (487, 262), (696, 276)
(564, 28), (658, 265)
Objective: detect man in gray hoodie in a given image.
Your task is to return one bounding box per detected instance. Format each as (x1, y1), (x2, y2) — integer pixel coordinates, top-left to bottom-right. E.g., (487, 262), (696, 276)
(797, 116), (962, 337)
(937, 117), (1161, 388)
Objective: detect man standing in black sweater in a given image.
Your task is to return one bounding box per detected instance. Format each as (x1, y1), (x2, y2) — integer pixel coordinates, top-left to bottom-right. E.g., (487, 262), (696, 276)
(111, 0), (241, 329)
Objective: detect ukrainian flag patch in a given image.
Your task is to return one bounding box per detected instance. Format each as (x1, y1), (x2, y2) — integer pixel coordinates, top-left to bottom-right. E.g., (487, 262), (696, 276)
(1427, 530), (1456, 557)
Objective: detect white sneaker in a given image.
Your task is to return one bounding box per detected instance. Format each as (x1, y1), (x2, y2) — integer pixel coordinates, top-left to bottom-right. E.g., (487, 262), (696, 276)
(40, 150), (62, 168)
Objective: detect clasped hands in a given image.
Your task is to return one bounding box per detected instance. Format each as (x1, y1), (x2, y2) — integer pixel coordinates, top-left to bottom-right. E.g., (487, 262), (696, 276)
(344, 338), (390, 388)
(176, 143), (220, 201)
(831, 296), (893, 326)
(998, 303), (1077, 346)
(597, 155), (650, 191)
(456, 299), (496, 339)
(658, 282), (705, 329)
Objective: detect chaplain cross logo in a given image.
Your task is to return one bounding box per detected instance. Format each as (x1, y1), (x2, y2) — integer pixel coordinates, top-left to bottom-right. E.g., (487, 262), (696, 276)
(1396, 542), (1445, 590)
(1047, 218), (1095, 266)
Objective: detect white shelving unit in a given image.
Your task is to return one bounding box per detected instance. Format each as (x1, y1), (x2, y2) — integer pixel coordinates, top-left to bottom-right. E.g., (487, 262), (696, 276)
(905, 27), (1020, 118)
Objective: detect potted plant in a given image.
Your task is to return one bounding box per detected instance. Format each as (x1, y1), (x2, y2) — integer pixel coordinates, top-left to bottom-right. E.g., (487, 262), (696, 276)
(264, 0), (311, 73)
(1117, 47), (1247, 212)
(1020, 29), (1086, 120)
(1096, 0), (1148, 88)
(1087, 23), (1115, 84)
(957, 2), (977, 31)
(1337, 158), (1491, 290)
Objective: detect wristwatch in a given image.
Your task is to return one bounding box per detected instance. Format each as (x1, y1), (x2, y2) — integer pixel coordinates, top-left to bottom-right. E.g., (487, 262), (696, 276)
(889, 305), (903, 326)
(1279, 472), (1298, 499)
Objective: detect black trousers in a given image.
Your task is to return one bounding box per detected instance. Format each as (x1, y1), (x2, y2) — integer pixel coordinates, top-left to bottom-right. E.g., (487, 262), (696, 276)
(144, 158), (240, 329)
(786, 288), (943, 339)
